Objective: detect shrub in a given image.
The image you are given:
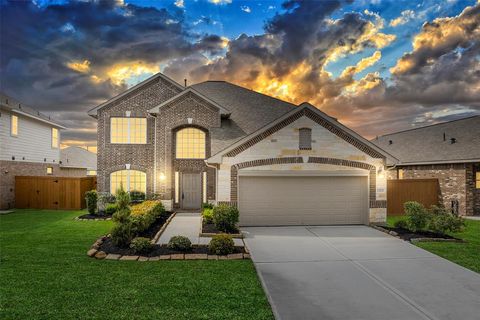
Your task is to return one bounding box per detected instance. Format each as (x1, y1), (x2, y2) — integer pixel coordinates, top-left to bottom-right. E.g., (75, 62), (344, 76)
(202, 208), (214, 224)
(394, 219), (408, 229)
(167, 236), (192, 252)
(111, 221), (133, 247)
(85, 190), (98, 215)
(105, 203), (118, 216)
(97, 192), (115, 214)
(428, 205), (465, 234)
(130, 201), (166, 234)
(130, 237), (154, 254)
(209, 234), (235, 255)
(130, 191), (146, 203)
(404, 201), (429, 232)
(115, 185), (130, 211)
(213, 204), (239, 233)
(202, 202), (214, 210)
(112, 207), (131, 224)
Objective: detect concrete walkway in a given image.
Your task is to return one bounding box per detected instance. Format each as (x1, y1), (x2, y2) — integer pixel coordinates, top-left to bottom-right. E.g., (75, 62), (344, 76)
(243, 226), (480, 320)
(157, 212), (243, 246)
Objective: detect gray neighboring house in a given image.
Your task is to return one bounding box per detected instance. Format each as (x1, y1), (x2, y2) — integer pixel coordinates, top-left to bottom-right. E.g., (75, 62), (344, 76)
(373, 116), (480, 216)
(60, 146), (97, 176)
(89, 72), (397, 226)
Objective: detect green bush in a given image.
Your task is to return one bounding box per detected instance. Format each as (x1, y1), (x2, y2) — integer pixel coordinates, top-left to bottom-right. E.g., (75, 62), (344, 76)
(85, 190), (98, 215)
(208, 234), (235, 255)
(167, 236), (192, 252)
(213, 204), (239, 232)
(394, 219), (408, 229)
(202, 202), (214, 210)
(428, 205), (465, 234)
(404, 201), (430, 232)
(105, 203), (118, 216)
(115, 185), (130, 211)
(130, 237), (154, 254)
(111, 221), (133, 247)
(130, 201), (166, 234)
(202, 208), (214, 224)
(130, 191), (146, 203)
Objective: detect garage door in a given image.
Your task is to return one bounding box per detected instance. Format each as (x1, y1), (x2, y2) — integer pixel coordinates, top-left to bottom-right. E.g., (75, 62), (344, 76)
(238, 175), (368, 226)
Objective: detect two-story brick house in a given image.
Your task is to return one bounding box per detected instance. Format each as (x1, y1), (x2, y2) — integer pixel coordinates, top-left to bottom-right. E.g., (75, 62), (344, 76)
(89, 73), (396, 226)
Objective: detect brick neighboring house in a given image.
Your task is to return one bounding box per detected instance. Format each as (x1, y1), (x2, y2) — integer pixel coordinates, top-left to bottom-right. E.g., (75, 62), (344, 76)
(373, 116), (480, 216)
(89, 73), (397, 226)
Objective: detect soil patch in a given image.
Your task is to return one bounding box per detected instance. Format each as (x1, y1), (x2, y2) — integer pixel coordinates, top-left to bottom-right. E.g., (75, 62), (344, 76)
(381, 226), (462, 242)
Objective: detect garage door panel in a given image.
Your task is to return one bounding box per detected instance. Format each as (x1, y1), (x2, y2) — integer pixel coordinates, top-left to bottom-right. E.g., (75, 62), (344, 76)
(239, 176), (368, 226)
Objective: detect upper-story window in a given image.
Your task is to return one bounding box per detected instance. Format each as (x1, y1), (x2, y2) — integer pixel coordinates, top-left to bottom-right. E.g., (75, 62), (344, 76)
(476, 171), (480, 189)
(52, 128), (59, 148)
(176, 127), (206, 159)
(110, 117), (146, 144)
(299, 128), (312, 150)
(11, 114), (18, 136)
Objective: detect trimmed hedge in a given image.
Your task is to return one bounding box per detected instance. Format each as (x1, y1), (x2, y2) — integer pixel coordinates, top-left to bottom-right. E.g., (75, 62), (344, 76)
(209, 234), (235, 255)
(213, 204), (239, 232)
(130, 200), (166, 234)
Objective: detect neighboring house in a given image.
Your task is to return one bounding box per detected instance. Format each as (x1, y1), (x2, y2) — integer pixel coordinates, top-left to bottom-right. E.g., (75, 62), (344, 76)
(0, 92), (66, 209)
(88, 73), (396, 226)
(373, 116), (480, 216)
(60, 146), (97, 176)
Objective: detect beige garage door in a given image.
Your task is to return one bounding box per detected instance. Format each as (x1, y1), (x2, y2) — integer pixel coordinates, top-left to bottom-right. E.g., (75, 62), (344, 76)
(238, 175), (368, 226)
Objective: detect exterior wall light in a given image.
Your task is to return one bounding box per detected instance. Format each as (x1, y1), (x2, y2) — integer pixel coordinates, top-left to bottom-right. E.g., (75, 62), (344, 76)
(160, 172), (166, 181)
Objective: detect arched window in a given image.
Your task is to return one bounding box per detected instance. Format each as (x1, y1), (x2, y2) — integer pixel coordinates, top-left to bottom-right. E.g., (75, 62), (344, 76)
(110, 170), (146, 194)
(176, 127), (206, 159)
(299, 128), (312, 150)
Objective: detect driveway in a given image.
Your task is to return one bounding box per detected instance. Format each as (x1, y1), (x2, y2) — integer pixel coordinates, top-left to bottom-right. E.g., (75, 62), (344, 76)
(242, 226), (480, 320)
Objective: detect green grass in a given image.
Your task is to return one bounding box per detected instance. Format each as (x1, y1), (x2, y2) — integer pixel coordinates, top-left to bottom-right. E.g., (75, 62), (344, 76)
(387, 215), (480, 273)
(0, 210), (273, 320)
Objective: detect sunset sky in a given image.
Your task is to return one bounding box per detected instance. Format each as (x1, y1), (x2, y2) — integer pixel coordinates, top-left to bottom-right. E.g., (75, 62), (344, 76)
(1, 0), (479, 150)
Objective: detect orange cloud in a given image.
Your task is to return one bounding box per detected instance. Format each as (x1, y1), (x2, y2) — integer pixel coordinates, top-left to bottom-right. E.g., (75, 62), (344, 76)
(66, 60), (91, 73)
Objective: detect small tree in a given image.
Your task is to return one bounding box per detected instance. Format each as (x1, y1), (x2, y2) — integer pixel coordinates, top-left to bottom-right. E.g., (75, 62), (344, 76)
(404, 201), (429, 232)
(111, 184), (133, 247)
(85, 190), (98, 215)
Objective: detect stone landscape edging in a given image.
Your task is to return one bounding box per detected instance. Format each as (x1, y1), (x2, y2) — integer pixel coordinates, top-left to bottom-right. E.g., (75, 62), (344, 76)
(199, 216), (244, 238)
(75, 216), (112, 221)
(151, 211), (177, 244)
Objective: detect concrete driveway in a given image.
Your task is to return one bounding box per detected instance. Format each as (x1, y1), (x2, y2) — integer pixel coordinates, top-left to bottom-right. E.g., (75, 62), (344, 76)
(242, 226), (480, 320)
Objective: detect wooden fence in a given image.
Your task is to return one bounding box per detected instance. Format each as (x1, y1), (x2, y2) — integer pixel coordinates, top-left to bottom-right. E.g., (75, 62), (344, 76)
(387, 179), (440, 215)
(15, 176), (97, 210)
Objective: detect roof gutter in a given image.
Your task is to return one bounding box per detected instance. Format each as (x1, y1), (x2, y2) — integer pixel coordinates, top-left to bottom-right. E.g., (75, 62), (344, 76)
(387, 159), (480, 167)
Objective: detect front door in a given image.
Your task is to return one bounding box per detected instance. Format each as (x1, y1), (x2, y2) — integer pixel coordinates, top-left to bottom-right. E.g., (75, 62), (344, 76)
(181, 173), (201, 210)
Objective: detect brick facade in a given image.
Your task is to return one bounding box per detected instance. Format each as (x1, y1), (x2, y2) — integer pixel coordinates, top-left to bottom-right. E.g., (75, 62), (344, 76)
(96, 76), (182, 196)
(0, 160), (87, 209)
(391, 163), (480, 215)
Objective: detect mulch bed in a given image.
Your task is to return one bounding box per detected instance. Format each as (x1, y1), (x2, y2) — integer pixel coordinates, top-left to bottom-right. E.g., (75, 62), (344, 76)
(202, 222), (241, 236)
(139, 211), (173, 239)
(98, 238), (246, 257)
(379, 225), (463, 242)
(77, 213), (112, 220)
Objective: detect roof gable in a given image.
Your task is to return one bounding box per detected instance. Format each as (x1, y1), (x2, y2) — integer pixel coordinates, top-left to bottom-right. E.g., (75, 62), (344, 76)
(87, 73), (184, 117)
(148, 87), (230, 115)
(207, 103), (398, 165)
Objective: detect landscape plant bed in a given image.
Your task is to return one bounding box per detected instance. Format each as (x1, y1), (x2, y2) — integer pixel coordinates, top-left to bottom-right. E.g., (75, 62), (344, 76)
(372, 224), (464, 242)
(76, 213), (112, 221)
(201, 221), (243, 238)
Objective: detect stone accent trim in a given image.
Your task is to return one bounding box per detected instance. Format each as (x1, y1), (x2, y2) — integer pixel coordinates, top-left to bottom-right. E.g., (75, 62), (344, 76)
(224, 108), (385, 159)
(230, 157), (304, 202)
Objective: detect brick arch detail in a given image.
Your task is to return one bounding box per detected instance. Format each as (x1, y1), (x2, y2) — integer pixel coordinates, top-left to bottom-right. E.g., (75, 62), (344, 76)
(228, 156), (386, 209)
(103, 164), (150, 194)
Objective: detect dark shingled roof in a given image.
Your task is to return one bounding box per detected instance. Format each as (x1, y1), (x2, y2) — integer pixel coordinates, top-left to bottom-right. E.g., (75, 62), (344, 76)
(190, 81), (298, 154)
(372, 116), (480, 164)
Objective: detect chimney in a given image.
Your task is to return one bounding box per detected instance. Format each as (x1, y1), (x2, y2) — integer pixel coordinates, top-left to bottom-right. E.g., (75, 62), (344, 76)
(184, 78), (187, 87)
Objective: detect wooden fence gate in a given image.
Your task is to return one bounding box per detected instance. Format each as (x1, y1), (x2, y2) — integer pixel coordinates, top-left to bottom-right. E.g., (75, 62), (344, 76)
(15, 176), (97, 210)
(387, 179), (440, 215)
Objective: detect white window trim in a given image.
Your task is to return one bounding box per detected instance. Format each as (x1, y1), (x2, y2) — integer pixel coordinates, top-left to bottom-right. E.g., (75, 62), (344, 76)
(110, 117), (147, 144)
(11, 114), (18, 137)
(174, 171), (180, 203)
(51, 128), (59, 149)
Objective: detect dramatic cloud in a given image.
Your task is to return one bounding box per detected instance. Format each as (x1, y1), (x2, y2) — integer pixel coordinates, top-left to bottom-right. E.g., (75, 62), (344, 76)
(389, 10), (415, 27)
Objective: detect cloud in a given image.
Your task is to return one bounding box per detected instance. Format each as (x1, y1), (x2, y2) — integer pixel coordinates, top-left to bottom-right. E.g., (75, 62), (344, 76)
(208, 0), (232, 5)
(241, 6), (251, 13)
(389, 10), (415, 27)
(174, 0), (184, 8)
(340, 51), (382, 78)
(66, 60), (91, 73)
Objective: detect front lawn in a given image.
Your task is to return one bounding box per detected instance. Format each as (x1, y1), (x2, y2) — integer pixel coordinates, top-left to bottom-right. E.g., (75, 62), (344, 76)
(0, 210), (273, 320)
(387, 215), (480, 273)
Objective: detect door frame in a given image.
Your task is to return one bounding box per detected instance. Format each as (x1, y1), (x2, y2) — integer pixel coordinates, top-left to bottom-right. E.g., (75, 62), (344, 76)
(180, 172), (202, 210)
